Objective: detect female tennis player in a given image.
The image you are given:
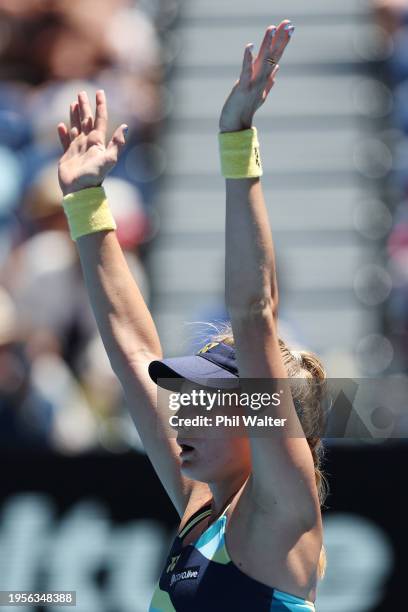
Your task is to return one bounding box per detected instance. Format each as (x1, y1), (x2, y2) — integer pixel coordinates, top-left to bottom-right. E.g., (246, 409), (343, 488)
(57, 19), (326, 611)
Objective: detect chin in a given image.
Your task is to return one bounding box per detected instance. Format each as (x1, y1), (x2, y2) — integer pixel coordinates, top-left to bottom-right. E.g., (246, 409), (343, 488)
(180, 459), (211, 482)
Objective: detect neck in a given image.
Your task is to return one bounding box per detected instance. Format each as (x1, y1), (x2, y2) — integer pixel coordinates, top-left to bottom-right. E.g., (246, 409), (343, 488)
(208, 471), (249, 517)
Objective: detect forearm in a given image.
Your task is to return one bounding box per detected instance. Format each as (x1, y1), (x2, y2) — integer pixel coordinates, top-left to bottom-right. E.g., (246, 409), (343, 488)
(225, 176), (278, 315)
(76, 229), (162, 375)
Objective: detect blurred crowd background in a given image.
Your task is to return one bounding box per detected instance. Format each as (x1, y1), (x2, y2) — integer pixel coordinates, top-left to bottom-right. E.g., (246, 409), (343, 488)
(1, 1), (408, 611)
(0, 0), (178, 452)
(375, 0), (408, 369)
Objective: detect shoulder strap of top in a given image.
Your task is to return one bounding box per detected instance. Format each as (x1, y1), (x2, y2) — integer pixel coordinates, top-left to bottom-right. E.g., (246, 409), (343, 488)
(178, 502), (213, 540)
(220, 502), (231, 518)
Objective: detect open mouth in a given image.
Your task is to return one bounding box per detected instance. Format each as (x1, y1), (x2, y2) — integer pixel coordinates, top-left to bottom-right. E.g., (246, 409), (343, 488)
(178, 442), (195, 455)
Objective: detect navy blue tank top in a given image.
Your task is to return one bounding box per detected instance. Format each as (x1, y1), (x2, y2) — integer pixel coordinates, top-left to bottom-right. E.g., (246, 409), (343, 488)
(149, 502), (316, 611)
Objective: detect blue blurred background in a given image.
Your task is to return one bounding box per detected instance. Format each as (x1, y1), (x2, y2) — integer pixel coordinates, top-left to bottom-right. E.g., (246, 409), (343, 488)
(0, 0), (407, 610)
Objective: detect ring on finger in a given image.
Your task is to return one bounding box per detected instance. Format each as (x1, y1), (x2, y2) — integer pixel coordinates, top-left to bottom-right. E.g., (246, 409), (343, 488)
(266, 57), (278, 66)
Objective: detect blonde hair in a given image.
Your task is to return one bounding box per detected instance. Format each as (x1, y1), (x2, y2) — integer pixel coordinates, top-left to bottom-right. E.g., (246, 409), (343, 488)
(205, 321), (328, 578)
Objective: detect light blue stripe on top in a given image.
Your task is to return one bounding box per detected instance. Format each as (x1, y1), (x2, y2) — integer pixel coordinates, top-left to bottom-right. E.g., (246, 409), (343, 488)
(272, 589), (315, 610)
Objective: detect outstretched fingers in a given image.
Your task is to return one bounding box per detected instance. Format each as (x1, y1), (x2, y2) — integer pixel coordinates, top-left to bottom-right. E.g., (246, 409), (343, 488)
(268, 20), (294, 64)
(78, 91), (94, 134)
(264, 64), (280, 97)
(70, 126), (79, 142)
(70, 101), (81, 132)
(94, 90), (108, 136)
(255, 20), (294, 82)
(240, 43), (254, 87)
(257, 25), (277, 64)
(57, 123), (71, 152)
(107, 124), (128, 162)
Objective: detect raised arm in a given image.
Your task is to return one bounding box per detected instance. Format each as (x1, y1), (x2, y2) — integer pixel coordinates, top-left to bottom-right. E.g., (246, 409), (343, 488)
(57, 91), (203, 515)
(220, 22), (320, 522)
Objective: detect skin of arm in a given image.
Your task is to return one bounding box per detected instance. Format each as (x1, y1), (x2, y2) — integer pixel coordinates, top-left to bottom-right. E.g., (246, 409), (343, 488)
(220, 21), (320, 526)
(75, 230), (162, 375)
(57, 91), (207, 516)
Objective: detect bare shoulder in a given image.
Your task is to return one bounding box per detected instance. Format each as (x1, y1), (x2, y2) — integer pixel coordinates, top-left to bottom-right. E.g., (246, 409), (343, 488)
(224, 476), (322, 600)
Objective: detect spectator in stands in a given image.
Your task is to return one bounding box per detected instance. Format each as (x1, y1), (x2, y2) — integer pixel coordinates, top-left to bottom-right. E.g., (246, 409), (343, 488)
(0, 0), (166, 451)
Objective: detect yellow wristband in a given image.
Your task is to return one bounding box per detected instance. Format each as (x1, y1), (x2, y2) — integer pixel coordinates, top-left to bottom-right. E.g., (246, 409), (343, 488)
(218, 126), (263, 179)
(62, 186), (117, 241)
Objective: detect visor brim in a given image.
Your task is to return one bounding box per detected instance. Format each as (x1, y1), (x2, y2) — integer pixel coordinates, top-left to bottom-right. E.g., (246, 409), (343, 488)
(148, 355), (239, 390)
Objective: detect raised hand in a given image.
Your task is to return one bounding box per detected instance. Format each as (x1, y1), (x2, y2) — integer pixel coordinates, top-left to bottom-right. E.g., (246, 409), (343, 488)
(219, 20), (294, 133)
(57, 90), (127, 196)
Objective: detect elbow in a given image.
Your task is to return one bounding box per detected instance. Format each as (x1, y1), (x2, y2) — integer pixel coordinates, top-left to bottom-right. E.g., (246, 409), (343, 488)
(226, 294), (278, 321)
(226, 275), (279, 320)
(111, 346), (163, 380)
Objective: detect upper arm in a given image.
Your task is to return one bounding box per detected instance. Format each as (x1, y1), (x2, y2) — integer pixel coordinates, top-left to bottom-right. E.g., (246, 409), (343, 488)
(229, 307), (319, 523)
(117, 355), (210, 517)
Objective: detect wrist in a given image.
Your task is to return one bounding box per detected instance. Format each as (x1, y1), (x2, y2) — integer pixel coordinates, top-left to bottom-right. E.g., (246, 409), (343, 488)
(60, 180), (104, 198)
(219, 123), (252, 134)
(219, 115), (253, 134)
(62, 186), (114, 241)
(218, 127), (263, 179)
(62, 186), (84, 197)
(62, 185), (106, 199)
